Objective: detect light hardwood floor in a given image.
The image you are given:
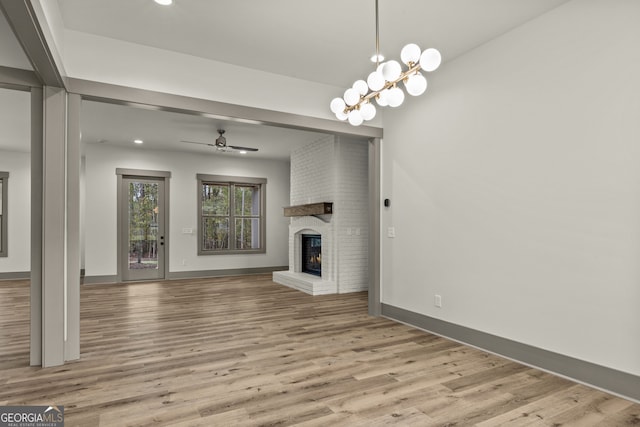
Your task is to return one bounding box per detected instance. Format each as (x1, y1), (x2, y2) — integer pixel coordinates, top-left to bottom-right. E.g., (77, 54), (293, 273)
(1, 274), (638, 426)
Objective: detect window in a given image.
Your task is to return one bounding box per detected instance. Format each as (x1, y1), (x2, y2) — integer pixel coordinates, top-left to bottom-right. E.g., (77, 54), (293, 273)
(0, 172), (8, 257)
(197, 174), (266, 255)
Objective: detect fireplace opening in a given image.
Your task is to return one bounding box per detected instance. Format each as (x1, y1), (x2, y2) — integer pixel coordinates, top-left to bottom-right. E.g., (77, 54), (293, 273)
(301, 234), (321, 277)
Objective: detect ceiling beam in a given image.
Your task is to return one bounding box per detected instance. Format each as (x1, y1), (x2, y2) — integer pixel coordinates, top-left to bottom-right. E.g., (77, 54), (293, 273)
(0, 65), (39, 90)
(67, 78), (383, 139)
(0, 0), (65, 87)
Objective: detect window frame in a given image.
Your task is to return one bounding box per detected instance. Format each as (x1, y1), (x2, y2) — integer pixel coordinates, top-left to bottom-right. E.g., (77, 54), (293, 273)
(0, 172), (8, 257)
(197, 174), (266, 255)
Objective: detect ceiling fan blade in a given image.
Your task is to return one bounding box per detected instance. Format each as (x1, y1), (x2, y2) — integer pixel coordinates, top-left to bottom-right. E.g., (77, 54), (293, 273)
(228, 145), (259, 152)
(181, 140), (215, 147)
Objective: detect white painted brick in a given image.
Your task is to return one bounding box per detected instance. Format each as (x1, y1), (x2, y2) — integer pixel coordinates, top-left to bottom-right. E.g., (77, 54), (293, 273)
(273, 135), (368, 295)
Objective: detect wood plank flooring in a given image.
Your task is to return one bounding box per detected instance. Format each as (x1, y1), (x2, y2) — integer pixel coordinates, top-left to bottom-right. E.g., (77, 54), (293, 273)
(1, 274), (638, 426)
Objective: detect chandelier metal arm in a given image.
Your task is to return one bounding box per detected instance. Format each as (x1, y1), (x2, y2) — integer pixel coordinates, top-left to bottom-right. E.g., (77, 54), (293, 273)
(344, 62), (421, 113)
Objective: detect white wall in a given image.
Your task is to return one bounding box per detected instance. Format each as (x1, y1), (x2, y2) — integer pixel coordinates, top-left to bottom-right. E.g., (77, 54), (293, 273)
(381, 0), (640, 376)
(61, 30), (371, 125)
(0, 150), (30, 273)
(83, 143), (290, 277)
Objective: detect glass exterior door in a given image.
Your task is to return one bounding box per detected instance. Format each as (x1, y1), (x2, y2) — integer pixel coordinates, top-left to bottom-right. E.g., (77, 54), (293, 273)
(121, 177), (165, 281)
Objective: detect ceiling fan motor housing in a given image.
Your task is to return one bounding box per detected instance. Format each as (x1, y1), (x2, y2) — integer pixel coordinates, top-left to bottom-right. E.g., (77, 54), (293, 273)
(215, 129), (226, 148)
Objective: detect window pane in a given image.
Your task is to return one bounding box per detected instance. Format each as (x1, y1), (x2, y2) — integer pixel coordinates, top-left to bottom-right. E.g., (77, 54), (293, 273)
(202, 184), (229, 215)
(235, 218), (260, 249)
(202, 217), (229, 250)
(128, 182), (159, 270)
(235, 185), (260, 216)
(0, 180), (3, 214)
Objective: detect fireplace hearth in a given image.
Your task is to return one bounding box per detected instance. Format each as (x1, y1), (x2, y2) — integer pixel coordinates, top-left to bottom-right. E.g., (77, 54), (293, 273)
(301, 234), (321, 276)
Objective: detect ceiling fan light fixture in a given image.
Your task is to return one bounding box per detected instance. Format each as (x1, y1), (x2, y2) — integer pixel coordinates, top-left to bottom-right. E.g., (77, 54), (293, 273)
(329, 0), (442, 125)
(181, 129), (259, 153)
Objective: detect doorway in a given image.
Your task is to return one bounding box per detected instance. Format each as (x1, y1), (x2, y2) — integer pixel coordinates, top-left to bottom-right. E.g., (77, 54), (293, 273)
(118, 173), (169, 281)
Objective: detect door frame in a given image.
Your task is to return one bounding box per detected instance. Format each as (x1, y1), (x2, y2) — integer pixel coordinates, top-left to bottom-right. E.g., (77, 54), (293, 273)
(116, 168), (171, 282)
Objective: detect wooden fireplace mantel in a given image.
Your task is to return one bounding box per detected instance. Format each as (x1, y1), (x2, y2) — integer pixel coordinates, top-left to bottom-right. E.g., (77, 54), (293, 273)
(283, 202), (333, 217)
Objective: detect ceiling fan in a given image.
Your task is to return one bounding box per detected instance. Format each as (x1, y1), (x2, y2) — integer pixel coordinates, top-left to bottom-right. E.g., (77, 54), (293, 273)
(181, 129), (258, 153)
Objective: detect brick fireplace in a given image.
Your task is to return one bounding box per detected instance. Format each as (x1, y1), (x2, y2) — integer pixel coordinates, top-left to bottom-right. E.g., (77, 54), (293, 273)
(274, 216), (337, 295)
(273, 135), (368, 295)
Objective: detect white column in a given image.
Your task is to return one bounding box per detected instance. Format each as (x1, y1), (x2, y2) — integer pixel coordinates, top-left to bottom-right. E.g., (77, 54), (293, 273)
(65, 93), (81, 361)
(41, 86), (66, 367)
(30, 87), (43, 366)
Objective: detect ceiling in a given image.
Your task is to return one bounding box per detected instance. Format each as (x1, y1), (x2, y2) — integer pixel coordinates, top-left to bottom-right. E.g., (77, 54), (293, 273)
(56, 0), (571, 88)
(81, 101), (328, 160)
(1, 0), (572, 158)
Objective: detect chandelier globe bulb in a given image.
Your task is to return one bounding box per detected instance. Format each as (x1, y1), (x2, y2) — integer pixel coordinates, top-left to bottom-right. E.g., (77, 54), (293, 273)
(335, 110), (348, 121)
(405, 73), (427, 96)
(353, 80), (369, 96)
(376, 89), (390, 106)
(381, 60), (402, 81)
(330, 97), (346, 114)
(387, 86), (405, 107)
(344, 88), (361, 106)
(360, 102), (376, 121)
(400, 43), (421, 65)
(420, 48), (442, 72)
(367, 71), (385, 91)
(347, 109), (364, 126)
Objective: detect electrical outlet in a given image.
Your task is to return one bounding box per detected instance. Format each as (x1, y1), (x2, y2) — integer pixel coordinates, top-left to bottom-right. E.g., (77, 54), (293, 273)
(434, 294), (442, 308)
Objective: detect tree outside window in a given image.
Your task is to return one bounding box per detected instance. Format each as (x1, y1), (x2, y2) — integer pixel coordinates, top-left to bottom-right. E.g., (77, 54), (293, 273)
(197, 174), (266, 255)
(128, 182), (159, 267)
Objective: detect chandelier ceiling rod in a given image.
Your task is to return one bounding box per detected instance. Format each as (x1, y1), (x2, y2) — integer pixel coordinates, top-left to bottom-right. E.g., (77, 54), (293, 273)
(329, 0), (443, 126)
(374, 0), (381, 67)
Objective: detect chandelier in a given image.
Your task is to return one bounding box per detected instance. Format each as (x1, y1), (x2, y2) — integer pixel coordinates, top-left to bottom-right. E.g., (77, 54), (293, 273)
(330, 0), (442, 126)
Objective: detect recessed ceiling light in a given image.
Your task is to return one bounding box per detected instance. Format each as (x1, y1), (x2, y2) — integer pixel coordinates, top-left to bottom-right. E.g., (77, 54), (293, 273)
(239, 150), (247, 154)
(134, 139), (144, 144)
(154, 0), (172, 5)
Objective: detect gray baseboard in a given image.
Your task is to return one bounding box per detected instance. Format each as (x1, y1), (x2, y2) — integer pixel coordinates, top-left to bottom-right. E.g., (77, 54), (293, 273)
(82, 266), (288, 285)
(381, 303), (640, 403)
(81, 275), (118, 285)
(167, 266), (287, 280)
(0, 271), (30, 280)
